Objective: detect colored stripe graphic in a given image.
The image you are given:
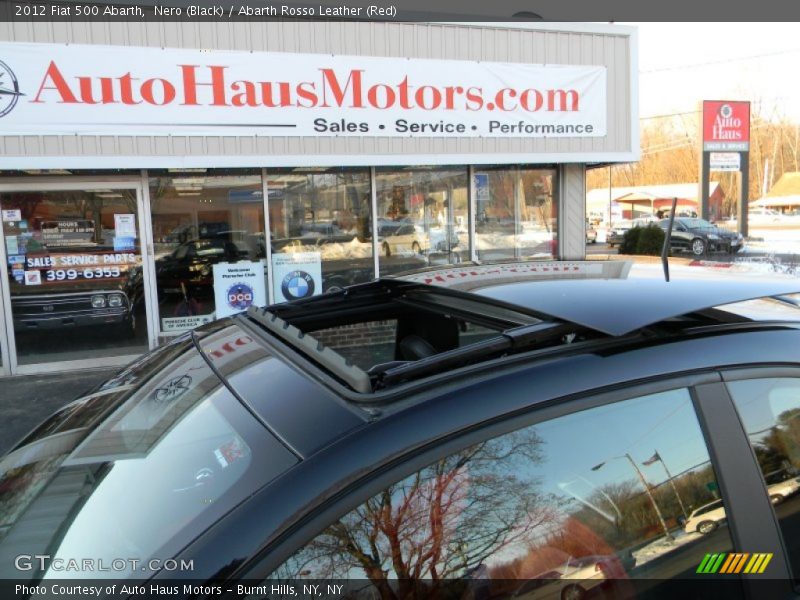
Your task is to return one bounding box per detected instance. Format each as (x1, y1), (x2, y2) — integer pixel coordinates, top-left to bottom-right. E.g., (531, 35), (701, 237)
(719, 553), (736, 573)
(697, 553), (726, 574)
(697, 552), (773, 574)
(729, 553), (749, 574)
(744, 553), (773, 574)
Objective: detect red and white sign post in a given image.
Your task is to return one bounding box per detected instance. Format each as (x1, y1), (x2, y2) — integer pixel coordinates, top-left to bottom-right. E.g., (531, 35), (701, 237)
(700, 100), (750, 235)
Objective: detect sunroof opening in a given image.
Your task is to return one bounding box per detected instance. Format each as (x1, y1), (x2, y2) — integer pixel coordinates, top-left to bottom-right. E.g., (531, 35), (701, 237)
(243, 280), (604, 395)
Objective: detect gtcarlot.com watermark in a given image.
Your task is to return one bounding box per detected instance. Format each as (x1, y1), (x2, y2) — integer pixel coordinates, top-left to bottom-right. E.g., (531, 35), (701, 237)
(14, 554), (194, 573)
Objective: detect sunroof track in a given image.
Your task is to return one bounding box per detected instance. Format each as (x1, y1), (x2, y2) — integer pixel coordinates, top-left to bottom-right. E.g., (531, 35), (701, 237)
(247, 306), (373, 394)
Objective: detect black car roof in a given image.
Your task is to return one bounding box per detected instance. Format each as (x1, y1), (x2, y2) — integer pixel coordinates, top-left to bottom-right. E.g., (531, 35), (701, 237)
(470, 278), (800, 336)
(241, 274), (800, 397)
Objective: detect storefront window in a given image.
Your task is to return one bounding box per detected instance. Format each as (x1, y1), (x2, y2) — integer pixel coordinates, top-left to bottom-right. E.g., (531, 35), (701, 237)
(1, 189), (148, 365)
(267, 168), (373, 300)
(375, 167), (468, 277)
(474, 167), (558, 260)
(149, 170), (266, 334)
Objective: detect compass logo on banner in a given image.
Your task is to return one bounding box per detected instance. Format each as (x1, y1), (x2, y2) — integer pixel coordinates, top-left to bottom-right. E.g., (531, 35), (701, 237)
(0, 60), (23, 118)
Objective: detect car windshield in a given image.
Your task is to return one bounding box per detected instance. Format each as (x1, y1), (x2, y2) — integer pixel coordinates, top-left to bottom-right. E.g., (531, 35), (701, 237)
(0, 336), (296, 581)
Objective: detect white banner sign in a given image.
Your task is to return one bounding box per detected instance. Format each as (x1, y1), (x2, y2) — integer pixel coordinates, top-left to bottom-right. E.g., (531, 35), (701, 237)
(272, 252), (323, 303)
(710, 152), (741, 172)
(0, 42), (607, 138)
(212, 261), (267, 318)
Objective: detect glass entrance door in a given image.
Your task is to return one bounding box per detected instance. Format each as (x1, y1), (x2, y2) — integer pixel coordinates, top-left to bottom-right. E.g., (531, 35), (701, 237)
(0, 183), (151, 370)
(0, 278), (7, 376)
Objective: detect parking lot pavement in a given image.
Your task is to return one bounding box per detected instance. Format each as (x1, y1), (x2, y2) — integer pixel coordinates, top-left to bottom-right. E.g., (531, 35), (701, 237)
(0, 368), (117, 455)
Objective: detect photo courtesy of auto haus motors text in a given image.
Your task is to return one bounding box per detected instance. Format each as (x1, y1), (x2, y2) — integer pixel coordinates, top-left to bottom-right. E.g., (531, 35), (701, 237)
(14, 582), (345, 598)
(0, 42), (607, 138)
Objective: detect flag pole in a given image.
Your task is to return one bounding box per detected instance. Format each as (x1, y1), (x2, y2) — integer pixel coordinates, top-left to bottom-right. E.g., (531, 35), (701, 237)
(657, 453), (689, 519)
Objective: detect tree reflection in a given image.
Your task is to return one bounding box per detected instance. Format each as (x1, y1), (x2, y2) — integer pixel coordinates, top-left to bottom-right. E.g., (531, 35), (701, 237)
(273, 429), (556, 598)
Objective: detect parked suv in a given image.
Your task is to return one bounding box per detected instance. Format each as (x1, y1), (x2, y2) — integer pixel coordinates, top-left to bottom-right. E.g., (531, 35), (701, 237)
(3, 266), (800, 596)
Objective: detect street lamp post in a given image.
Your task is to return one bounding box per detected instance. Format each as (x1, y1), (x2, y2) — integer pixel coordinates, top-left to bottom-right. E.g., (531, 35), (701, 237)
(593, 453), (674, 542)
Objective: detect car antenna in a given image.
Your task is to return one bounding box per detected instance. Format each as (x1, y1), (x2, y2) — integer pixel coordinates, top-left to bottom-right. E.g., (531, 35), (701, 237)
(661, 197), (678, 282)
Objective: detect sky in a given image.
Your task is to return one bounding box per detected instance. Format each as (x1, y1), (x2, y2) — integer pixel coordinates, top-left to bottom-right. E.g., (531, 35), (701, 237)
(629, 23), (800, 123)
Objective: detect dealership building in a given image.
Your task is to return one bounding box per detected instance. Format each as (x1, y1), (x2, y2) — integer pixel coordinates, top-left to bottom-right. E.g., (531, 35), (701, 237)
(0, 18), (637, 375)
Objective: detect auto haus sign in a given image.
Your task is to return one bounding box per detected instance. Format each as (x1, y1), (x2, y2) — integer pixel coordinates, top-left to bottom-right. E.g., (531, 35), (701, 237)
(0, 41), (607, 138)
(702, 100), (750, 151)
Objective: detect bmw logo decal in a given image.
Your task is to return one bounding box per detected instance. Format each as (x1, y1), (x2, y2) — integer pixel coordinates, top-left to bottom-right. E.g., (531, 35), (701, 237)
(0, 60), (23, 118)
(226, 282), (255, 310)
(281, 270), (315, 300)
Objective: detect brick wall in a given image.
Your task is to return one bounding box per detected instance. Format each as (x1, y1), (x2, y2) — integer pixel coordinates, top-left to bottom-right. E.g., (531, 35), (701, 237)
(314, 321), (397, 349)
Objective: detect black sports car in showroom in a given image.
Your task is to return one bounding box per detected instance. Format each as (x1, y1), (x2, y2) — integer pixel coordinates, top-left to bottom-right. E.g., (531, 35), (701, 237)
(2, 266), (800, 600)
(658, 217), (744, 255)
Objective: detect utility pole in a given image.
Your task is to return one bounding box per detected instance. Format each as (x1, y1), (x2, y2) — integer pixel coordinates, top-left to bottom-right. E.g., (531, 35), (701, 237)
(662, 462), (688, 519)
(645, 451), (689, 519)
(624, 453), (674, 542)
(593, 453), (674, 542)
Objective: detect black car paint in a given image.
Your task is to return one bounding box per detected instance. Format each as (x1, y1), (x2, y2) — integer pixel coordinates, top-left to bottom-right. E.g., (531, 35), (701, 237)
(4, 278), (800, 594)
(164, 324), (800, 582)
(195, 322), (367, 458)
(658, 218), (742, 255)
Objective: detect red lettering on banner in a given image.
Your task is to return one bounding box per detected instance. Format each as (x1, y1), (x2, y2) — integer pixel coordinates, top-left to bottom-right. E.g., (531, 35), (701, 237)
(415, 85), (442, 110)
(295, 81), (318, 108)
(141, 78), (176, 105)
(320, 68), (364, 108)
(367, 84), (395, 109)
(180, 65), (229, 106)
(78, 77), (100, 104)
(32, 61), (79, 103)
(465, 87), (484, 111)
(231, 80), (259, 107)
(25, 60), (590, 117)
(520, 89), (543, 112)
(118, 73), (141, 105)
(547, 89), (579, 111)
(397, 76), (413, 109)
(495, 88), (516, 111)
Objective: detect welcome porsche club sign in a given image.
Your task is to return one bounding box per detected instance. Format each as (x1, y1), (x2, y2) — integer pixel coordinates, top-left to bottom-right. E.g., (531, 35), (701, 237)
(0, 42), (607, 138)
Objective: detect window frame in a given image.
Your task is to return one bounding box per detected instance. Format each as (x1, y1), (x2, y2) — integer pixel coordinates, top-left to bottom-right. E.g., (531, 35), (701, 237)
(718, 366), (800, 590)
(236, 370), (786, 586)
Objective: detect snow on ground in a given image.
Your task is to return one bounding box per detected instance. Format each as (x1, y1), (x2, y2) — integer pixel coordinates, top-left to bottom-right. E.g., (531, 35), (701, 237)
(632, 530), (703, 567)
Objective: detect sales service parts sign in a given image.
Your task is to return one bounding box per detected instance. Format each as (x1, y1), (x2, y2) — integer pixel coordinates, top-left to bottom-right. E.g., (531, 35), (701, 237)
(0, 42), (607, 138)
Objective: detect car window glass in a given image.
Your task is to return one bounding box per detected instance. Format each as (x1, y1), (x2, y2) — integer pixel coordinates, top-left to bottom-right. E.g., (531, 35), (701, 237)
(728, 377), (800, 584)
(0, 339), (296, 581)
(265, 388), (738, 598)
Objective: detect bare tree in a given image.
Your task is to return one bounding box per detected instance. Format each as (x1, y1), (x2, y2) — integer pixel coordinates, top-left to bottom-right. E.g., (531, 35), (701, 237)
(272, 429), (559, 599)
